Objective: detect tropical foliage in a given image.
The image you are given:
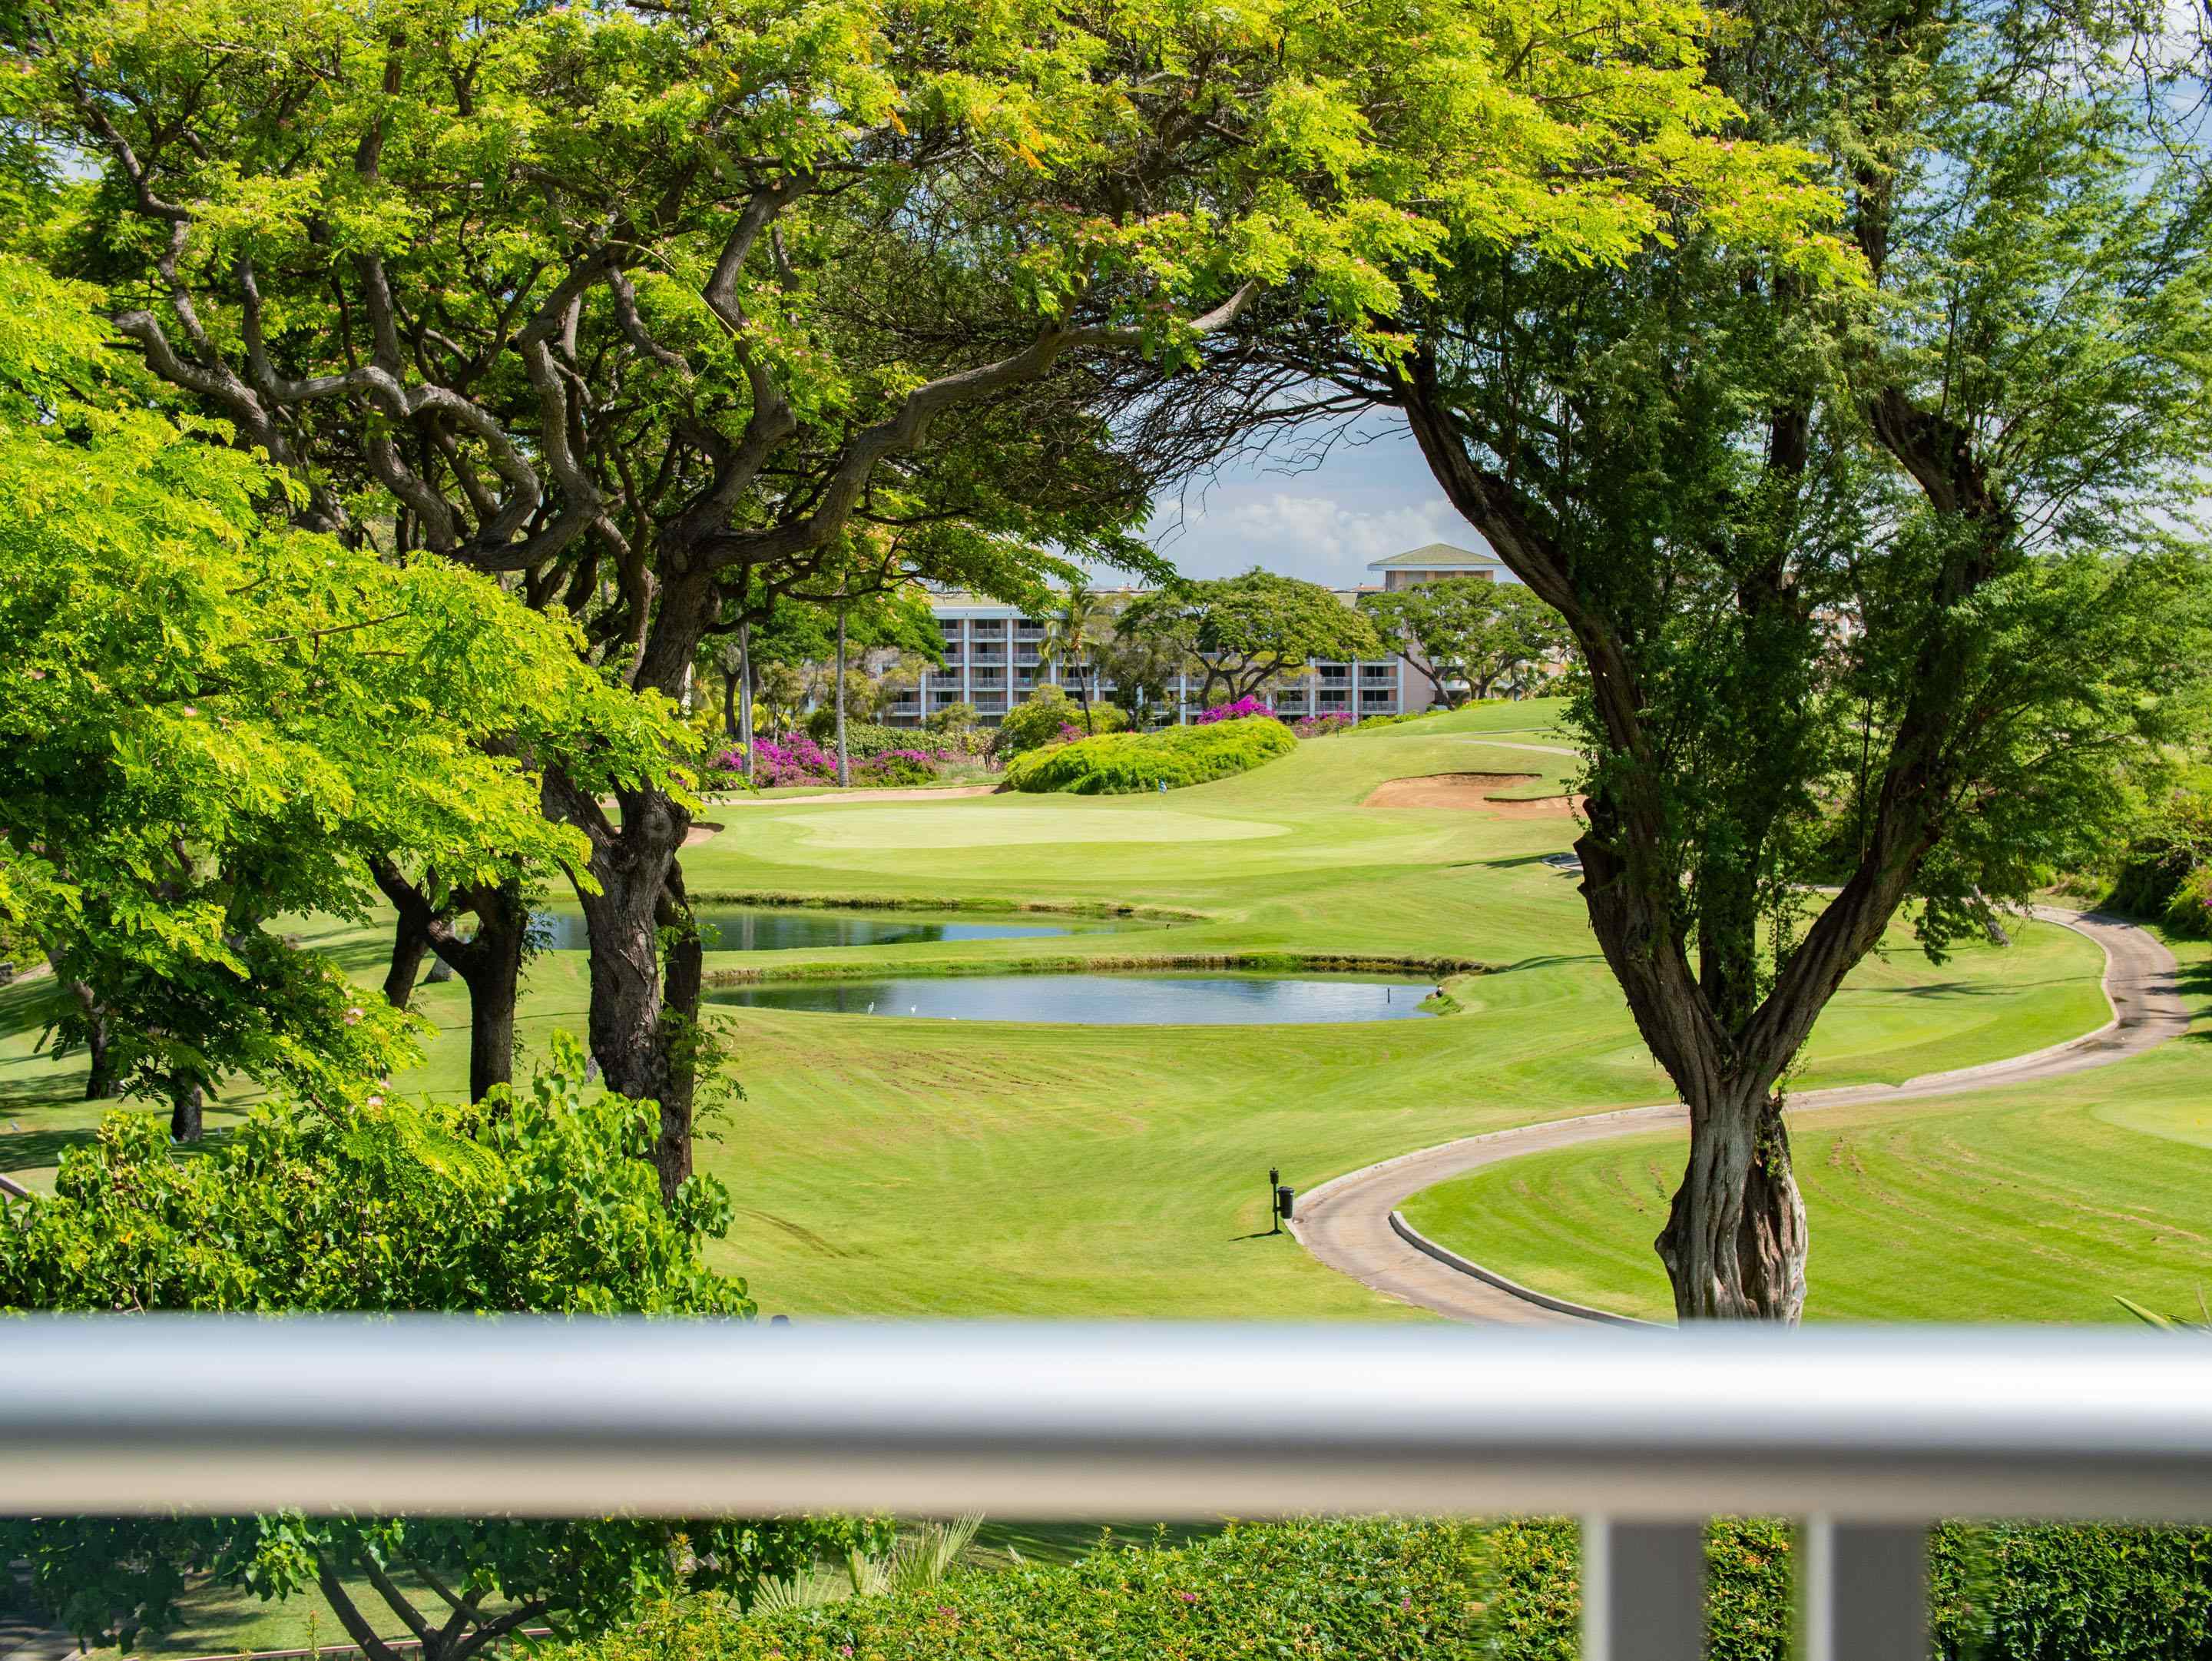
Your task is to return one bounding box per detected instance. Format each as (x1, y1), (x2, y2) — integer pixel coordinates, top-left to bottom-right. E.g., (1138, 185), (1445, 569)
(1120, 572), (1387, 707)
(0, 1039), (878, 1661)
(1359, 579), (1568, 702)
(1002, 718), (1295, 794)
(0, 257), (681, 1119)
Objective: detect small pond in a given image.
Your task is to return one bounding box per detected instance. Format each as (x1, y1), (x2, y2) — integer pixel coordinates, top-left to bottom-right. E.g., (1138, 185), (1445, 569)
(707, 973), (1440, 1025)
(530, 904), (1146, 953)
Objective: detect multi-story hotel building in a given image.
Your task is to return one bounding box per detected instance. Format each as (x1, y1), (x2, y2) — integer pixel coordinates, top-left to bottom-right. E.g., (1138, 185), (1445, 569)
(883, 542), (1509, 728)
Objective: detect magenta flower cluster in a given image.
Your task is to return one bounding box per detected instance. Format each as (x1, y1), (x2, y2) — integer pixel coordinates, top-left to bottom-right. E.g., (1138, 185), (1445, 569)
(1292, 711), (1358, 738)
(1194, 696), (1277, 724)
(708, 734), (959, 787)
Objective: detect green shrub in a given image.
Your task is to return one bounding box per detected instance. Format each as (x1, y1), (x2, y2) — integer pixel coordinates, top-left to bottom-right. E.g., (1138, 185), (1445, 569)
(1930, 1522), (2212, 1660)
(2104, 781), (2212, 937)
(988, 687), (1126, 756)
(551, 1516), (2212, 1661)
(556, 1519), (1495, 1661)
(855, 751), (936, 787)
(799, 718), (913, 759)
(1002, 715), (1295, 794)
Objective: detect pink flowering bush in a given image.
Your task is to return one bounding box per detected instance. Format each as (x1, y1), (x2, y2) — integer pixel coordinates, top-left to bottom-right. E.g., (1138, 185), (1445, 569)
(1292, 711), (1358, 738)
(705, 734), (961, 789)
(1195, 696), (1277, 724)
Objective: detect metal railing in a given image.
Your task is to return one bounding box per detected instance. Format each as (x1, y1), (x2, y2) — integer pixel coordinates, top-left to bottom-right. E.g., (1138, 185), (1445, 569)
(5, 1319), (2210, 1661)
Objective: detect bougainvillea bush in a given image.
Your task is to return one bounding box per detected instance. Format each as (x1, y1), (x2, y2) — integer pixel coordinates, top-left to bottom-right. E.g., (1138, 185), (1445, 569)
(1194, 696), (1277, 724)
(707, 736), (962, 789)
(1002, 717), (1295, 794)
(1293, 711), (1358, 738)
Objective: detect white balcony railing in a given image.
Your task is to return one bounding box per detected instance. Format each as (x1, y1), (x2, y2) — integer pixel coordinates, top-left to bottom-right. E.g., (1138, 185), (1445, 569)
(5, 1320), (2210, 1661)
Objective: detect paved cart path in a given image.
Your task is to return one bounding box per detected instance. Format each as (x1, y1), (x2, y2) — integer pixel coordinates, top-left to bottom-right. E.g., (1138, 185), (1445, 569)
(1290, 909), (2190, 1324)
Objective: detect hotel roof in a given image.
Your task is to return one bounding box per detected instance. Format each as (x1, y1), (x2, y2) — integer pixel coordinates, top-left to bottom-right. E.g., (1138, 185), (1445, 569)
(1366, 541), (1506, 571)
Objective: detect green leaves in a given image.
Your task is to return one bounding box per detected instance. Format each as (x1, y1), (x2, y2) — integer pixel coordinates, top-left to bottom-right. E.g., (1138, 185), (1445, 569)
(0, 1043), (875, 1655)
(0, 256), (688, 1102)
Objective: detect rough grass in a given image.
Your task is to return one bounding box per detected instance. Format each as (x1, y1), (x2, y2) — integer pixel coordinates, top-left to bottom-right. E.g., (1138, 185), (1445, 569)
(0, 699), (2136, 1319)
(1399, 948), (2212, 1324)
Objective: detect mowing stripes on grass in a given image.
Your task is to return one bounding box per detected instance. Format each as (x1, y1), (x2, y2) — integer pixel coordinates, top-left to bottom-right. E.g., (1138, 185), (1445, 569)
(1398, 1025), (2212, 1324)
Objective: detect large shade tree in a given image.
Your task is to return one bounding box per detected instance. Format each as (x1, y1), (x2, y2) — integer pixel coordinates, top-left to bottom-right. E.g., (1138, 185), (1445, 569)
(1186, 0), (2212, 1317)
(0, 257), (680, 1128)
(1119, 569), (1387, 706)
(1359, 577), (1569, 702)
(18, 0), (1848, 1194)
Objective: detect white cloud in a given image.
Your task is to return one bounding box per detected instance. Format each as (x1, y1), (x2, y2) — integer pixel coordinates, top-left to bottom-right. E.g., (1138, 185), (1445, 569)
(1146, 489), (1500, 587)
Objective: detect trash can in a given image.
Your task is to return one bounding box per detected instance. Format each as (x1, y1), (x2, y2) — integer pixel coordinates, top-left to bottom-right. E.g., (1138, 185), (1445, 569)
(1275, 1184), (1296, 1222)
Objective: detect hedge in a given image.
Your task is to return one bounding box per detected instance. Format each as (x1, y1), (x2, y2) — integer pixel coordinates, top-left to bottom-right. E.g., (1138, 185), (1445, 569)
(554, 1517), (2212, 1661)
(1002, 715), (1295, 794)
(556, 1520), (1495, 1661)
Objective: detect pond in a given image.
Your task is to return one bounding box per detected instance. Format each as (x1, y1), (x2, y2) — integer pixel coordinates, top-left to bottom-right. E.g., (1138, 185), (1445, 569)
(529, 904), (1145, 953)
(707, 973), (1441, 1025)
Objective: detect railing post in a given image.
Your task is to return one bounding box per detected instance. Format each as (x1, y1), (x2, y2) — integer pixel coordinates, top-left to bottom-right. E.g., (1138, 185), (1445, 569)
(1582, 1517), (1705, 1661)
(1797, 1519), (1926, 1661)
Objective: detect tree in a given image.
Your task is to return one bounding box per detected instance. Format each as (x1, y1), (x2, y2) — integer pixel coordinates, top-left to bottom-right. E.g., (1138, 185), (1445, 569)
(1098, 618), (1197, 725)
(0, 1036), (881, 1659)
(19, 0), (1851, 1194)
(1120, 570), (1386, 707)
(1206, 0), (2212, 1317)
(0, 258), (681, 1123)
(1359, 579), (1568, 703)
(1035, 581), (1118, 733)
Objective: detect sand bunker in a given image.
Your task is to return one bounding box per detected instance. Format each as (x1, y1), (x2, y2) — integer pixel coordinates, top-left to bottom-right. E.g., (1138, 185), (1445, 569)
(682, 820), (726, 847)
(1362, 773), (1584, 817)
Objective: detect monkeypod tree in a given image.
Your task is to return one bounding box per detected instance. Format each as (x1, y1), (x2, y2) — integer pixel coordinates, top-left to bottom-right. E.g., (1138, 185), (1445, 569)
(1359, 577), (1568, 702)
(1119, 570), (1386, 706)
(1197, 0), (2212, 1317)
(20, 0), (1874, 1194)
(0, 259), (680, 1125)
(0, 1037), (881, 1657)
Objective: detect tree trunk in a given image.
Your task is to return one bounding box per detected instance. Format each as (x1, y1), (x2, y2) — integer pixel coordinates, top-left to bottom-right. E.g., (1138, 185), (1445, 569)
(834, 601), (850, 788)
(70, 980), (124, 1100)
(739, 621), (755, 782)
(653, 870), (705, 1197)
(170, 1078), (204, 1142)
(723, 666), (739, 739)
(1654, 1088), (1808, 1321)
(556, 780), (698, 1202)
(382, 907), (433, 1010)
(367, 857), (524, 1098)
(445, 885), (528, 1101)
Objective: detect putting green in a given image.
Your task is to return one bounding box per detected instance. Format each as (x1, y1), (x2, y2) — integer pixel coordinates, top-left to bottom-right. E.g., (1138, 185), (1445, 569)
(0, 698), (2167, 1321)
(770, 803), (1291, 850)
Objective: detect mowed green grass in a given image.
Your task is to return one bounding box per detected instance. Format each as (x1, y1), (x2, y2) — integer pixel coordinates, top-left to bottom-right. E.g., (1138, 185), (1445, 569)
(1399, 955), (2212, 1324)
(0, 701), (2134, 1319)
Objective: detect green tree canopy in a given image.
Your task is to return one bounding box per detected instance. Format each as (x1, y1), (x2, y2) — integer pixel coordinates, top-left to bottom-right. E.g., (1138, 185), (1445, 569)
(1358, 579), (1568, 702)
(0, 1036), (873, 1660)
(1121, 569), (1386, 706)
(13, 0), (1840, 1191)
(1191, 0), (2212, 1317)
(0, 258), (684, 1121)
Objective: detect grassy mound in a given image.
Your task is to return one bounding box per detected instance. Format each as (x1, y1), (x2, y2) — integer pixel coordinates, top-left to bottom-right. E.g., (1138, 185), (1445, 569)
(1002, 716), (1296, 794)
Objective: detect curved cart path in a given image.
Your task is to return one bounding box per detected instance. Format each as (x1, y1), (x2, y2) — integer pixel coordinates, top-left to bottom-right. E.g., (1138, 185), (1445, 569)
(1290, 908), (2190, 1325)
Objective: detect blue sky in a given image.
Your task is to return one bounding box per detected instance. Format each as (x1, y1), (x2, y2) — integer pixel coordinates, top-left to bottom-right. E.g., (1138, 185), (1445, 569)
(1137, 413), (1501, 589)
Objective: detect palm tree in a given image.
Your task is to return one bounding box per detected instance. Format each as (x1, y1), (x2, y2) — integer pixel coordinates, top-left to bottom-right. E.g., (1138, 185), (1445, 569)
(1036, 580), (1116, 733)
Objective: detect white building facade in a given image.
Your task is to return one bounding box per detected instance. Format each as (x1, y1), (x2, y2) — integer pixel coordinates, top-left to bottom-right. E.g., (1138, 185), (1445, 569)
(884, 542), (1510, 728)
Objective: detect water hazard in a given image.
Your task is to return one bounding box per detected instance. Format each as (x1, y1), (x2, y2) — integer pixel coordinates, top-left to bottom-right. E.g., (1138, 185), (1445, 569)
(531, 905), (1144, 953)
(707, 973), (1440, 1025)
